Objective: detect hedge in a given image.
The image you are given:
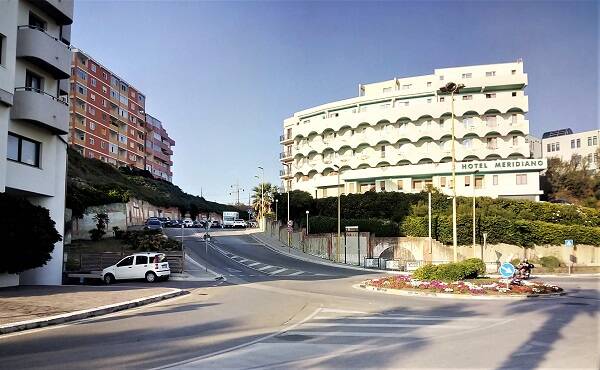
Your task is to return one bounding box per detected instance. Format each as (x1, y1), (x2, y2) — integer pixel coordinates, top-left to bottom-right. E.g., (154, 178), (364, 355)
(307, 216), (399, 237)
(412, 258), (486, 281)
(401, 215), (600, 247)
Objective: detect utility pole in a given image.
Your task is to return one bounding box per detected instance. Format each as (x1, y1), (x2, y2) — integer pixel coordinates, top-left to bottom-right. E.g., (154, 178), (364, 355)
(229, 181), (244, 206)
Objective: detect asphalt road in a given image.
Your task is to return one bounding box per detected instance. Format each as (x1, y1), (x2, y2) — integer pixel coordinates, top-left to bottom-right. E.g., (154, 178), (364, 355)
(0, 228), (598, 369)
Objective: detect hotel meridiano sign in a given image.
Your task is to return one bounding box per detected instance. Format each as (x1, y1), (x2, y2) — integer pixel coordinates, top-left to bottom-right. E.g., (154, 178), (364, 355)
(460, 159), (546, 172)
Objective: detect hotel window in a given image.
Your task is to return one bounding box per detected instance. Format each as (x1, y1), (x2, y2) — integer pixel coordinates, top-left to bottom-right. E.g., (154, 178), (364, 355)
(77, 84), (86, 95)
(462, 73), (472, 78)
(440, 177), (446, 187)
(397, 180), (404, 190)
(485, 115), (497, 127)
(464, 176), (471, 187)
(475, 176), (483, 189)
(91, 77), (96, 87)
(102, 71), (108, 80)
(576, 139), (581, 148)
(462, 95), (473, 100)
(571, 139), (575, 149)
(89, 122), (96, 130)
(427, 82), (432, 87)
(588, 137), (593, 146)
(512, 136), (518, 146)
(427, 98), (432, 103)
(593, 136), (598, 145)
(492, 175), (499, 185)
(516, 174), (527, 185)
(0, 34), (5, 67)
(556, 142), (560, 151)
(90, 93), (95, 101)
(101, 141), (106, 149)
(463, 117), (474, 128)
(486, 93), (496, 99)
(379, 181), (385, 192)
(511, 114), (518, 124)
(29, 12), (47, 30)
(486, 71), (496, 77)
(120, 83), (128, 92)
(546, 143), (551, 152)
(412, 180), (423, 191)
(439, 75), (444, 81)
(382, 87), (391, 93)
(487, 137), (498, 150)
(511, 70), (516, 75)
(102, 99), (107, 108)
(380, 145), (386, 158)
(463, 138), (473, 148)
(88, 106), (95, 115)
(7, 133), (40, 167)
(89, 137), (94, 145)
(88, 152), (94, 159)
(102, 86), (107, 93)
(439, 97), (445, 102)
(512, 92), (517, 97)
(26, 70), (43, 92)
(90, 63), (96, 72)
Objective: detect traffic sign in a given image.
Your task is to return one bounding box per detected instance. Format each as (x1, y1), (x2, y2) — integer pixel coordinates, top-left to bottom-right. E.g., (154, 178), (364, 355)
(498, 262), (515, 278)
(287, 220), (293, 227)
(565, 239), (574, 247)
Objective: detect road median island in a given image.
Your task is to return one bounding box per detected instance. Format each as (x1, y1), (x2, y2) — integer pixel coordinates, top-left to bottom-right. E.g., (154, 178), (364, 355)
(356, 275), (565, 300)
(0, 286), (187, 335)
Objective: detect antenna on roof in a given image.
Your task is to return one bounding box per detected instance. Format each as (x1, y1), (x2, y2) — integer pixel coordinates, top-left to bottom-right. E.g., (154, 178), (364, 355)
(517, 58), (523, 63)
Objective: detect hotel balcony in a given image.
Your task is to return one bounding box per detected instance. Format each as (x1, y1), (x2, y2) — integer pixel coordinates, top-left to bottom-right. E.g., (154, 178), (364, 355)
(16, 26), (71, 79)
(280, 133), (293, 144)
(11, 88), (69, 134)
(280, 151), (293, 161)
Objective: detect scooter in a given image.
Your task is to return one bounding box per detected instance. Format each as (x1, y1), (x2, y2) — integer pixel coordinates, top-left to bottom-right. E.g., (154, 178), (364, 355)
(514, 262), (534, 280)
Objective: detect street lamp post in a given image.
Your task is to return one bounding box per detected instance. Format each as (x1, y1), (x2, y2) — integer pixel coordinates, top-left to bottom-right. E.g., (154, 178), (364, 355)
(306, 210), (310, 235)
(275, 199), (278, 224)
(334, 164), (341, 263)
(258, 166), (264, 225)
(472, 170), (479, 250)
(439, 82), (465, 262)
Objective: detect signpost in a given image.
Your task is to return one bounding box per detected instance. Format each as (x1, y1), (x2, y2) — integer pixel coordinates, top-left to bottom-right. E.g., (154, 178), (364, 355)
(565, 239), (574, 275)
(287, 220), (293, 253)
(499, 262), (515, 290)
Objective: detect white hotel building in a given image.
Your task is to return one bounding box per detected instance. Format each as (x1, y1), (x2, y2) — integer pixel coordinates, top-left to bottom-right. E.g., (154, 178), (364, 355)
(280, 61), (546, 201)
(541, 128), (599, 170)
(0, 0), (73, 286)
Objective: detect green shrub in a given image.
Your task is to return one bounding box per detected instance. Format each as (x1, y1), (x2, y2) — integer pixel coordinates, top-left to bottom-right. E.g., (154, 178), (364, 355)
(89, 229), (105, 241)
(510, 258), (521, 266)
(540, 256), (561, 268)
(0, 193), (62, 274)
(308, 216), (399, 237)
(412, 259), (486, 281)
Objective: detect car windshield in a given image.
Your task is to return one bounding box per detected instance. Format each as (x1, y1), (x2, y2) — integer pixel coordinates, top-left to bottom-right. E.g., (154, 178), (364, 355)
(148, 220), (161, 225)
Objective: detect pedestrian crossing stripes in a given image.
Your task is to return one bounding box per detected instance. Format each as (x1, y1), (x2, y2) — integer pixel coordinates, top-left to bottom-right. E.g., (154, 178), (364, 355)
(271, 307), (509, 345)
(214, 247), (324, 277)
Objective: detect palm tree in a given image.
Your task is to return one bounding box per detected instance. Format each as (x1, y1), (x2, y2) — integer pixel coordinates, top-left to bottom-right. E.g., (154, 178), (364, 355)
(251, 182), (277, 219)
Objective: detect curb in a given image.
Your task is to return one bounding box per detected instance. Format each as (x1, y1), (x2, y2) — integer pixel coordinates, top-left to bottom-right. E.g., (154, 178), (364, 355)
(249, 233), (405, 275)
(353, 283), (567, 300)
(182, 253), (226, 282)
(0, 288), (187, 335)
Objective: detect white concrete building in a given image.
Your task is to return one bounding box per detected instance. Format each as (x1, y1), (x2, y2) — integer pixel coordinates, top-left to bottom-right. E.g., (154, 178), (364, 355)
(541, 128), (599, 170)
(0, 0), (73, 286)
(526, 135), (542, 159)
(281, 61), (546, 201)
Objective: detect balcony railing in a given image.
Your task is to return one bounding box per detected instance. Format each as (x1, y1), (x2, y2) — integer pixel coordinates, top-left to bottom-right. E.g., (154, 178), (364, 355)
(280, 151), (292, 159)
(16, 25), (71, 79)
(280, 133), (293, 142)
(11, 87), (69, 134)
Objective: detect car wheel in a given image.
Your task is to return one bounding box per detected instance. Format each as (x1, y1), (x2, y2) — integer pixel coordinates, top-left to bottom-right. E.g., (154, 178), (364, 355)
(104, 274), (114, 285)
(145, 271), (157, 283)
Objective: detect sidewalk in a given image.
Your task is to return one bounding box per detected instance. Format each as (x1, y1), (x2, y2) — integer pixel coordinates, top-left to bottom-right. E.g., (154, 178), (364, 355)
(0, 285), (185, 334)
(250, 231), (403, 274)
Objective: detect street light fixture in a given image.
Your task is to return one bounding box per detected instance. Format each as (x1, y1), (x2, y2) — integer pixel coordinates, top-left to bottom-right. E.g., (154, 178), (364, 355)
(258, 166), (264, 226)
(439, 82), (465, 262)
(275, 199), (279, 223)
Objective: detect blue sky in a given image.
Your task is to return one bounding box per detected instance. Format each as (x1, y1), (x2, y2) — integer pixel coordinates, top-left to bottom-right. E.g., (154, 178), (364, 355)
(72, 0), (598, 204)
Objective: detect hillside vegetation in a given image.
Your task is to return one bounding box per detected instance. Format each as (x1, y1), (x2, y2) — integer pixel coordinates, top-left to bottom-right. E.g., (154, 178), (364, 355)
(66, 148), (242, 218)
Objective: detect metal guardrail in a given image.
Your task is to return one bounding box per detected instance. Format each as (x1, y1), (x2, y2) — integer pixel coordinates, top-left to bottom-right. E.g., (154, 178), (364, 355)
(14, 87), (68, 106)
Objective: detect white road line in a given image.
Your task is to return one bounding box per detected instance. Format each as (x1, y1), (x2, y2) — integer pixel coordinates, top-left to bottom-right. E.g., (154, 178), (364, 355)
(238, 258), (249, 263)
(285, 331), (414, 338)
(312, 316), (503, 322)
(269, 268), (288, 275)
(319, 308), (368, 314)
(247, 262), (261, 267)
(289, 271), (305, 276)
(302, 322), (471, 329)
(257, 265), (274, 271)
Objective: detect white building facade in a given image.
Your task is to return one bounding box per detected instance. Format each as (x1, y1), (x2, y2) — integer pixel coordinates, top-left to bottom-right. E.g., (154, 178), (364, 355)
(0, 0), (73, 286)
(280, 61), (546, 201)
(541, 128), (599, 170)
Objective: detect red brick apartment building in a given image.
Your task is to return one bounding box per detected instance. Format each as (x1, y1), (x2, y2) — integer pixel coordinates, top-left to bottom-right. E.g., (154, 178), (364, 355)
(145, 114), (175, 182)
(67, 49), (174, 181)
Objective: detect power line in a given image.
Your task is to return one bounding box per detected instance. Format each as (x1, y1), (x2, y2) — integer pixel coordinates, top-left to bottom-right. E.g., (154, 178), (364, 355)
(229, 180), (244, 206)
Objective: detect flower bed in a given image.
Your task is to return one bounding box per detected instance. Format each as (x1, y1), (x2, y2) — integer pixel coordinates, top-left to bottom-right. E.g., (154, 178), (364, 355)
(363, 275), (563, 296)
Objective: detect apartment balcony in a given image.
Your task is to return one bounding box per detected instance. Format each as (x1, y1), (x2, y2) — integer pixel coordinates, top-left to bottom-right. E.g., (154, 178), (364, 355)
(280, 151), (293, 161)
(11, 88), (69, 134)
(279, 169), (292, 178)
(280, 133), (293, 144)
(36, 0), (74, 25)
(16, 26), (71, 79)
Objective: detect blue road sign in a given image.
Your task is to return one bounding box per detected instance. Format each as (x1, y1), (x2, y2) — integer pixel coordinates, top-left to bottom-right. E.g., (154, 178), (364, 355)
(499, 262), (515, 278)
(565, 239), (574, 247)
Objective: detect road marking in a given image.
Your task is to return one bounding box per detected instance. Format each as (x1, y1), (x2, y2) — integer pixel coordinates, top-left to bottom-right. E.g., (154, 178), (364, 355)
(269, 268), (288, 275)
(303, 322), (471, 329)
(319, 308), (368, 314)
(238, 258), (249, 263)
(258, 265), (275, 271)
(247, 262), (261, 267)
(289, 271), (305, 276)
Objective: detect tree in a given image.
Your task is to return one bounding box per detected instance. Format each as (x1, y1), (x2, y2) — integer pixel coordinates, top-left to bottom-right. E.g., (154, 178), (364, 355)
(542, 153), (600, 208)
(251, 182), (277, 219)
(0, 193), (62, 274)
(273, 190), (314, 224)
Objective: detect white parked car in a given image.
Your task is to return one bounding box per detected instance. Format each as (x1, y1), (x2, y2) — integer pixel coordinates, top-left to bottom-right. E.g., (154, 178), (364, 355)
(183, 218), (194, 228)
(232, 219), (247, 228)
(102, 253), (170, 284)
